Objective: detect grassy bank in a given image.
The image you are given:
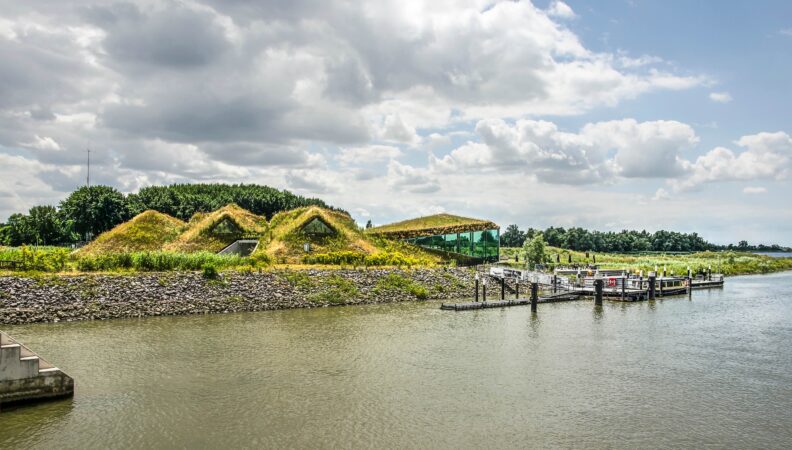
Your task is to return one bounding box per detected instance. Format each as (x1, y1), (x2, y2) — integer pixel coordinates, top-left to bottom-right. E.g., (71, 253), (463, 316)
(0, 245), (439, 275)
(500, 246), (792, 276)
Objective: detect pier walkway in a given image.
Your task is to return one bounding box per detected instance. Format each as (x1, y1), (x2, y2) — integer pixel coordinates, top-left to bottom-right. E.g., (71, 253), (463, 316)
(441, 267), (724, 311)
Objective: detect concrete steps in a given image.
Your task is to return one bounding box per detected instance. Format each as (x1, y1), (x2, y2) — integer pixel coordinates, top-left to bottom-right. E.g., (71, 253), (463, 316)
(0, 332), (74, 407)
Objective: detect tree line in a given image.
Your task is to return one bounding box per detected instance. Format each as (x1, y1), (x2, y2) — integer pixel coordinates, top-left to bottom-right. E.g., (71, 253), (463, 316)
(0, 184), (335, 246)
(499, 224), (790, 253)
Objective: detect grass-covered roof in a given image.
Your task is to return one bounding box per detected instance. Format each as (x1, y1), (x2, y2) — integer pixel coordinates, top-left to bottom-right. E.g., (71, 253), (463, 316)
(367, 213), (499, 239)
(164, 204), (267, 253)
(255, 206), (441, 265)
(76, 210), (185, 256)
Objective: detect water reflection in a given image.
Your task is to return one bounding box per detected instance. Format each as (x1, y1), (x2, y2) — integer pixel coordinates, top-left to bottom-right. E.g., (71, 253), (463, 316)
(1, 272), (791, 449)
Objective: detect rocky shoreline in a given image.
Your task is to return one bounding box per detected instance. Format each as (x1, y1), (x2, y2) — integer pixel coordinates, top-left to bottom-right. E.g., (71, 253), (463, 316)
(0, 268), (477, 325)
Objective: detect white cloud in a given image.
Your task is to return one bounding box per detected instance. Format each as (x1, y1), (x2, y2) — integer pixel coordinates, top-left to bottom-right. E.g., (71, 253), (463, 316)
(743, 186), (767, 194)
(336, 145), (402, 165)
(20, 135), (62, 151)
(780, 28), (792, 37)
(436, 118), (697, 183)
(709, 92), (733, 103)
(387, 160), (440, 193)
(677, 131), (792, 190)
(546, 1), (576, 19)
(653, 188), (671, 201)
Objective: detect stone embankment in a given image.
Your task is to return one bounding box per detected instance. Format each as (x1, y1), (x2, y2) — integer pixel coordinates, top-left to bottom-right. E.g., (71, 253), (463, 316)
(0, 268), (476, 325)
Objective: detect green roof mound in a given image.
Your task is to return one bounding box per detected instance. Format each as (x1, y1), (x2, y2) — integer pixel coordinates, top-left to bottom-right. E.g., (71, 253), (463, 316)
(164, 204), (267, 253)
(367, 213), (499, 239)
(76, 210), (185, 256)
(255, 206), (440, 265)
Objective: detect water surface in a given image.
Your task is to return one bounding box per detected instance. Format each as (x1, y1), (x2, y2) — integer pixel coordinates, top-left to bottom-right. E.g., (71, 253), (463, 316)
(2, 272), (791, 449)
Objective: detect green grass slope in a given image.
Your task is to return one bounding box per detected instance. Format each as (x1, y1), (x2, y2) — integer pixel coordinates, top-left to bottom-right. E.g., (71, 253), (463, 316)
(76, 210), (185, 256)
(255, 206), (441, 266)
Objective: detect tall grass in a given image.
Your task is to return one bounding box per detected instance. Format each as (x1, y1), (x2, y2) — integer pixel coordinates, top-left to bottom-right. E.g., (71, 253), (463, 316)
(76, 251), (251, 272)
(501, 246), (792, 276)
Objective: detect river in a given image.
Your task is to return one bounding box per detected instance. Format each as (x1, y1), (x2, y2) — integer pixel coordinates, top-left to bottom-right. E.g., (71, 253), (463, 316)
(1, 272), (791, 449)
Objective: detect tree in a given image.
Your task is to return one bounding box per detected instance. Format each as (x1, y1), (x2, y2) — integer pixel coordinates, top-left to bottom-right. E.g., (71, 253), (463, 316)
(127, 183), (337, 221)
(26, 205), (74, 245)
(2, 214), (33, 246)
(59, 185), (130, 240)
(365, 219), (373, 229)
(500, 224), (526, 247)
(523, 233), (547, 268)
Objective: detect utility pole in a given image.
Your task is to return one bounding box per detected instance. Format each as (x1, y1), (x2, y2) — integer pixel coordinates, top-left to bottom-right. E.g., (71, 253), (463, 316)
(86, 148), (91, 187)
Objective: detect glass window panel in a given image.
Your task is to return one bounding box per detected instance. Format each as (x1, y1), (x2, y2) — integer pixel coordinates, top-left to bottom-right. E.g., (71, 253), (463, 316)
(472, 231), (484, 257)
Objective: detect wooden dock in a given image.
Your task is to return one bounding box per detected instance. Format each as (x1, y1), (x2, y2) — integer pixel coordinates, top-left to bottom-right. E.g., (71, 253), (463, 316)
(440, 273), (725, 311)
(441, 292), (581, 311)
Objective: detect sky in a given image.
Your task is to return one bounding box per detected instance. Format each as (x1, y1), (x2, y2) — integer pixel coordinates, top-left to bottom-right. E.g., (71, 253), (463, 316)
(0, 0), (790, 245)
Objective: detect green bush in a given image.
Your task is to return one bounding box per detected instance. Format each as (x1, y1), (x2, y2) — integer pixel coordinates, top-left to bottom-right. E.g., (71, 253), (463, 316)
(308, 275), (358, 304)
(202, 263), (219, 280)
(373, 273), (430, 300)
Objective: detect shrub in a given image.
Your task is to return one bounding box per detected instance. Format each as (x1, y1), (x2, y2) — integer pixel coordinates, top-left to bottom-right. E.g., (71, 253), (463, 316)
(308, 275), (358, 304)
(373, 273), (430, 300)
(202, 263), (219, 280)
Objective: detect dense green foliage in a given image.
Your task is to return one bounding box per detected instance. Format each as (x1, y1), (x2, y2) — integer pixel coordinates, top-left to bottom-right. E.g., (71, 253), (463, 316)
(59, 186), (132, 240)
(75, 251), (251, 272)
(1, 183), (339, 246)
(0, 246), (70, 271)
(127, 183), (334, 221)
(499, 224), (790, 253)
(522, 233), (547, 268)
(0, 206), (76, 246)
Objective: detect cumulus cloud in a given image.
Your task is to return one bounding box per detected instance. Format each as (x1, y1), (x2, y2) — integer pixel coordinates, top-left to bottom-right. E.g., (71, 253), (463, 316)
(0, 0), (721, 222)
(743, 186), (767, 194)
(336, 145), (402, 165)
(387, 160), (440, 193)
(677, 131), (792, 190)
(546, 1), (576, 19)
(709, 91), (733, 103)
(434, 118), (697, 183)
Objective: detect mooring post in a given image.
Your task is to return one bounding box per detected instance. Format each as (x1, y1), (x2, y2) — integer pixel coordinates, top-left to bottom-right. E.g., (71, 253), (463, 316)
(659, 277), (664, 297)
(500, 277), (505, 300)
(515, 280), (520, 299)
(707, 266), (712, 281)
(474, 273), (480, 302)
(687, 276), (692, 298)
(482, 278), (487, 303)
(530, 281), (538, 312)
(621, 276), (625, 301)
(552, 274), (557, 293)
(594, 277), (603, 306)
(648, 272), (656, 300)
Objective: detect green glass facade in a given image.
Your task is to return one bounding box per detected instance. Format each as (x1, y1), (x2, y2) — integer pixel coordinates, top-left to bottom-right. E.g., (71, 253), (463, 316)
(405, 228), (499, 262)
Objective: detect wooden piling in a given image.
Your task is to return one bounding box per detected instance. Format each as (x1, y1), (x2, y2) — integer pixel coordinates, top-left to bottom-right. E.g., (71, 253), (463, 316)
(648, 273), (656, 300)
(530, 282), (538, 312)
(475, 279), (479, 302)
(621, 277), (625, 301)
(500, 277), (505, 300)
(594, 278), (603, 305)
